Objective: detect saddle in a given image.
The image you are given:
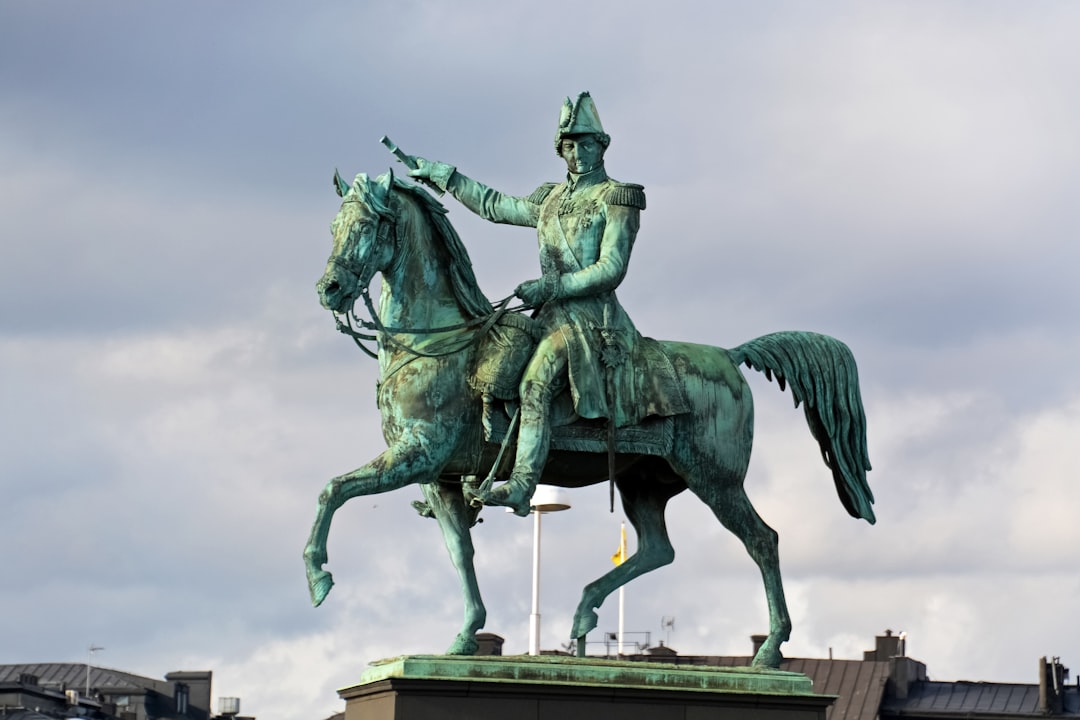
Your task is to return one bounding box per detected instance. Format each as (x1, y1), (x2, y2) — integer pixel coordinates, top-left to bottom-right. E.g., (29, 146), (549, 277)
(468, 312), (680, 457)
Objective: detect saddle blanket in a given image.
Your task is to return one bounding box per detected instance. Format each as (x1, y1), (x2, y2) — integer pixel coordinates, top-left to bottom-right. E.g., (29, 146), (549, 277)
(482, 400), (674, 457)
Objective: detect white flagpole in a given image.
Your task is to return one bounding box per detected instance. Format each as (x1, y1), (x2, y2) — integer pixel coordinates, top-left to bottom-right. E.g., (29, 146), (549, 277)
(618, 585), (625, 656)
(529, 508), (542, 656)
(617, 522), (626, 655)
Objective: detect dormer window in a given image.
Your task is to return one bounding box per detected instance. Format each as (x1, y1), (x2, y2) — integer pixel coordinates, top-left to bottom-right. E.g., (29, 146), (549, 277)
(175, 683), (189, 714)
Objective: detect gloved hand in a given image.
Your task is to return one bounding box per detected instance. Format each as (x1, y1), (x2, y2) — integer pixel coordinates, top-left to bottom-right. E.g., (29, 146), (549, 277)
(406, 155), (434, 179)
(406, 156), (455, 191)
(514, 275), (560, 307)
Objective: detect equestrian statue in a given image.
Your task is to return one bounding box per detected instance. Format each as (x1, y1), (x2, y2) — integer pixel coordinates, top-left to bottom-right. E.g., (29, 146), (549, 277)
(303, 92), (875, 667)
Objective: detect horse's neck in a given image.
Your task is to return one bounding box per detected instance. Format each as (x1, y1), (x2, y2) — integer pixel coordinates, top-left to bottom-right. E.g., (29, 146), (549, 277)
(379, 200), (468, 331)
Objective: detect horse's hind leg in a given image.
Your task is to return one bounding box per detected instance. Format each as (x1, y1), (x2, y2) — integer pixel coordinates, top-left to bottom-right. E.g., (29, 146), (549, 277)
(696, 481), (791, 668)
(571, 470), (683, 651)
(420, 479), (486, 655)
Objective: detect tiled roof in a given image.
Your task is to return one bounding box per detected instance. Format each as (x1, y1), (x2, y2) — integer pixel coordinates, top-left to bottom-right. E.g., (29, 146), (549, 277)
(691, 656), (885, 716)
(666, 655), (891, 720)
(785, 658), (892, 720)
(0, 663), (172, 695)
(882, 680), (1080, 717)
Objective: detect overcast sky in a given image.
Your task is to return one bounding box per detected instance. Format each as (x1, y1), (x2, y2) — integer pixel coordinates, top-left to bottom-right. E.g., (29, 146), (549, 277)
(3, 2), (1079, 719)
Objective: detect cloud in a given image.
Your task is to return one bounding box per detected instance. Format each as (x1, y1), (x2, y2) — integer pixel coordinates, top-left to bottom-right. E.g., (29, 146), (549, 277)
(3, 3), (1080, 719)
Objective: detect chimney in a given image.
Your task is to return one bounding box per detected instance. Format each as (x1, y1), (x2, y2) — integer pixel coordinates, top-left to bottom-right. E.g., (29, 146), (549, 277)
(751, 634), (768, 657)
(646, 640), (678, 658)
(865, 629), (904, 660)
(1039, 656), (1067, 715)
(218, 697), (241, 717)
(475, 633), (504, 656)
(166, 671), (212, 718)
(877, 629), (904, 658)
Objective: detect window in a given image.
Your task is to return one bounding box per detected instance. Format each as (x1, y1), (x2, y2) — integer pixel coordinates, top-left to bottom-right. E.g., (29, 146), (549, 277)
(175, 684), (189, 714)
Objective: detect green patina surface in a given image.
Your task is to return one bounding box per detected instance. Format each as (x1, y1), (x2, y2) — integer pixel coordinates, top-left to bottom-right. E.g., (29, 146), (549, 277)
(305, 91), (876, 669)
(357, 655), (815, 696)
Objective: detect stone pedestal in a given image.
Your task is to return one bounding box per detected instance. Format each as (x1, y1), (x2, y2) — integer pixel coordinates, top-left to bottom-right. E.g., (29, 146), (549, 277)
(339, 655), (833, 720)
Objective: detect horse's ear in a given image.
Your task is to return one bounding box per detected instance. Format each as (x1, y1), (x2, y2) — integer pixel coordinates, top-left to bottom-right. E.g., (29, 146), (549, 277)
(378, 168), (394, 194)
(375, 169), (394, 206)
(333, 168), (350, 197)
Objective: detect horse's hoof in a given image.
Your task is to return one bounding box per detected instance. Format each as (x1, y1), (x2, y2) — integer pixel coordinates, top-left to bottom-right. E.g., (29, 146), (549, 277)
(308, 570), (334, 608)
(445, 633), (479, 655)
(751, 642), (783, 669)
(571, 608), (599, 639)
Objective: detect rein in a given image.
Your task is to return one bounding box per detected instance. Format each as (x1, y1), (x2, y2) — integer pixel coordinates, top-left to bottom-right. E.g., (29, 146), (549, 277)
(362, 287), (516, 359)
(334, 290), (520, 361)
(334, 312), (379, 359)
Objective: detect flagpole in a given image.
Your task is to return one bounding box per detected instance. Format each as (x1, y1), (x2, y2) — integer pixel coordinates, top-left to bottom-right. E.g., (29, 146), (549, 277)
(527, 485), (572, 656)
(529, 507), (542, 656)
(618, 585), (625, 656)
(617, 522), (626, 655)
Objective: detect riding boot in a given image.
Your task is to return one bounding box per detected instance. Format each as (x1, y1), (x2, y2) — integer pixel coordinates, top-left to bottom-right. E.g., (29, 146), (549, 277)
(485, 379), (553, 516)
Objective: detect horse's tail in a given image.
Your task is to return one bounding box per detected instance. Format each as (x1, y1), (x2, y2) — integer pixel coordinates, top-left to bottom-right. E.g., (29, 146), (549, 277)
(730, 331), (875, 524)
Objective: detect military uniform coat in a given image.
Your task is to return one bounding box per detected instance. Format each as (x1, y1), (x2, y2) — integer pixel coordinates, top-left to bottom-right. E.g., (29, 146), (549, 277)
(438, 165), (688, 427)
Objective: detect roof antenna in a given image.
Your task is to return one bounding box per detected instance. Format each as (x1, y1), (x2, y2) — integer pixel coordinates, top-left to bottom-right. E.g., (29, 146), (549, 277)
(86, 644), (105, 697)
(661, 616), (676, 646)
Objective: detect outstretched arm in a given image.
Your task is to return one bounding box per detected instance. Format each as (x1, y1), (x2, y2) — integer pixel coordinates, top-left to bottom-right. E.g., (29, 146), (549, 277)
(409, 157), (540, 228)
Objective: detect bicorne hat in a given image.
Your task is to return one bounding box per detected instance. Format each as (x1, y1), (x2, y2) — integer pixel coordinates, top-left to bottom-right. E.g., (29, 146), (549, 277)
(555, 92), (611, 154)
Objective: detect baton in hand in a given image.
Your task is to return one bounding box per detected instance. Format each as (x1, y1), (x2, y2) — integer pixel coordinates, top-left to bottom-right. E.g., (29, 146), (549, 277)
(380, 135), (445, 196)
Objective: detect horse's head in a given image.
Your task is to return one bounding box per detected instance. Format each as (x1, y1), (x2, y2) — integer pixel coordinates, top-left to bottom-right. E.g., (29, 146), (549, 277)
(316, 170), (398, 313)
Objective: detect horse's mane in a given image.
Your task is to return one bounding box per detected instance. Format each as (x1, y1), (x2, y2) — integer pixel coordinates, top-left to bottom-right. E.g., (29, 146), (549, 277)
(390, 178), (493, 320)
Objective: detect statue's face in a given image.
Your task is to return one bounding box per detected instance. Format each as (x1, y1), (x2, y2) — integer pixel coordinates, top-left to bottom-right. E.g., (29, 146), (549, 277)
(559, 135), (604, 174)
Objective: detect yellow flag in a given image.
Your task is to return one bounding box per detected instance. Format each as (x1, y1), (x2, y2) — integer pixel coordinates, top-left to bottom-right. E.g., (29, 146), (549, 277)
(611, 523), (627, 566)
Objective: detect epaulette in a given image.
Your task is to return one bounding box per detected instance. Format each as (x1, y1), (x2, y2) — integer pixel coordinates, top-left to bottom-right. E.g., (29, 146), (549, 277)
(604, 181), (646, 210)
(527, 183), (558, 204)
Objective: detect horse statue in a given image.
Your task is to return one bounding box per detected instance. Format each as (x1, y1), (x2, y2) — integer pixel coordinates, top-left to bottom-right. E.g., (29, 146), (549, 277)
(303, 169), (875, 667)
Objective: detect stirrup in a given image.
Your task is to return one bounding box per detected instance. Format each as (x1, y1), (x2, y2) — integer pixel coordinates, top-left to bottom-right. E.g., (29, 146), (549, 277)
(467, 475), (497, 509)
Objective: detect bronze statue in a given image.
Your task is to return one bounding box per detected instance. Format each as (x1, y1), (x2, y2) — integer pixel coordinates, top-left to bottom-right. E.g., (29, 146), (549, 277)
(303, 93), (875, 666)
(407, 92), (687, 516)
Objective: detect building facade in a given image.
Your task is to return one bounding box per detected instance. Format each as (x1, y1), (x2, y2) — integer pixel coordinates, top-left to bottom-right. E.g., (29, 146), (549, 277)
(0, 664), (241, 720)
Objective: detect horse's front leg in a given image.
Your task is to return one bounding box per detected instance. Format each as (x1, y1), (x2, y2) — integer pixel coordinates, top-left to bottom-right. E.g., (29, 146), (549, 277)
(303, 434), (451, 607)
(420, 479), (486, 654)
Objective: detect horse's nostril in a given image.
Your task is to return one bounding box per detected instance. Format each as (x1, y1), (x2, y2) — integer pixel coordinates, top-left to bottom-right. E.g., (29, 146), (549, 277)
(324, 281), (340, 295)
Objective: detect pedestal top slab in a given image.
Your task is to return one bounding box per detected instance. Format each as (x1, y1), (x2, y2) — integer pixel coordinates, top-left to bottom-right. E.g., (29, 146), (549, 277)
(357, 655), (816, 696)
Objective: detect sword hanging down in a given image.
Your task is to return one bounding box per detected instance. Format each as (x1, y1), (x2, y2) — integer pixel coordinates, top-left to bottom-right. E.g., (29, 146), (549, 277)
(600, 303), (622, 513)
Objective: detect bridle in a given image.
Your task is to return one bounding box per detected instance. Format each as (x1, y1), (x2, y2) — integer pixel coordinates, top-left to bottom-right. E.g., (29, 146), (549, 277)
(327, 197), (521, 360)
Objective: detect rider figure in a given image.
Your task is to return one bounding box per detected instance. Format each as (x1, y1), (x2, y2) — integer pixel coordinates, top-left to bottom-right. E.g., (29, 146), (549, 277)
(409, 92), (685, 515)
